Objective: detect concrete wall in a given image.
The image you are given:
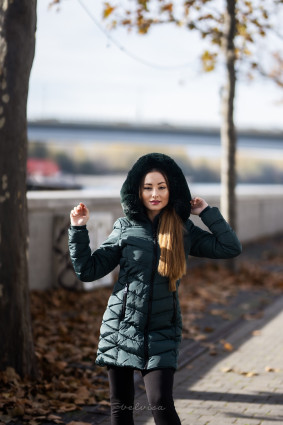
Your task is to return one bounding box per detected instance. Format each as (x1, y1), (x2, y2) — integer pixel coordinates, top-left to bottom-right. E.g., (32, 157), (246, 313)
(27, 186), (283, 290)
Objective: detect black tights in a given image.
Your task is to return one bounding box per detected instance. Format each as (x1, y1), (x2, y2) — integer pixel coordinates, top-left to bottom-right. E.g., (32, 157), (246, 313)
(107, 366), (181, 425)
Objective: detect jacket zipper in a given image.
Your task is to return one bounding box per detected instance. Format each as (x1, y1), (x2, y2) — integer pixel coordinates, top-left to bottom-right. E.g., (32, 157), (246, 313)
(144, 229), (158, 369)
(121, 282), (129, 320)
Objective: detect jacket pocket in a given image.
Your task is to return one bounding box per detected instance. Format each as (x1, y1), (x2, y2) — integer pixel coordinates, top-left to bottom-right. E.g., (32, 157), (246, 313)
(121, 283), (129, 320)
(171, 291), (177, 324)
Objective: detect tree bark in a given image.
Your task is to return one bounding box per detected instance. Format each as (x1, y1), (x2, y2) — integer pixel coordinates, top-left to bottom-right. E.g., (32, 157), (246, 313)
(220, 0), (237, 230)
(0, 0), (37, 378)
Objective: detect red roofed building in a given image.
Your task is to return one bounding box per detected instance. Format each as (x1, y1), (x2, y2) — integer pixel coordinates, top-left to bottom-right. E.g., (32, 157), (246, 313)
(27, 158), (60, 177)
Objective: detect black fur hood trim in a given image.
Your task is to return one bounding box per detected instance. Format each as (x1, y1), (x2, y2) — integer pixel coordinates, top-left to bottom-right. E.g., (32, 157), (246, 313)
(120, 153), (192, 222)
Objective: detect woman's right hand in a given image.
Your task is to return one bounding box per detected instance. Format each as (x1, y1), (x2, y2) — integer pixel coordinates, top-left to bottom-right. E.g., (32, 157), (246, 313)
(70, 203), (90, 226)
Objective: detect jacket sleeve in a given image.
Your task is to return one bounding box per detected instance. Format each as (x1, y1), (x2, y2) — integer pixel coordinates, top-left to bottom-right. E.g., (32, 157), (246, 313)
(187, 207), (242, 259)
(68, 219), (123, 282)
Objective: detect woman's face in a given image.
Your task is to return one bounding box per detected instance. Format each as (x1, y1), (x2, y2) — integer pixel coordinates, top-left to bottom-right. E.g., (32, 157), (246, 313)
(140, 171), (169, 220)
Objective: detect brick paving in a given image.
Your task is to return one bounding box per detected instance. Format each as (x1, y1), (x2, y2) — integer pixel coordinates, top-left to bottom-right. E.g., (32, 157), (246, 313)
(99, 295), (283, 425)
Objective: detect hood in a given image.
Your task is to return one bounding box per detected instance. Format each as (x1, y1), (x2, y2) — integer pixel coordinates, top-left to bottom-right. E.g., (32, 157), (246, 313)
(120, 153), (192, 222)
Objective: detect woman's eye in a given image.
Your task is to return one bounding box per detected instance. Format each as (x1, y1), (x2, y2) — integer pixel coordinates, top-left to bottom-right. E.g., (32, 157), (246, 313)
(143, 186), (167, 190)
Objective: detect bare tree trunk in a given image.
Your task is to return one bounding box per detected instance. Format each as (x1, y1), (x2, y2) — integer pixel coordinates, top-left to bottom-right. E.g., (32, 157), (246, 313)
(220, 0), (237, 230)
(0, 0), (37, 378)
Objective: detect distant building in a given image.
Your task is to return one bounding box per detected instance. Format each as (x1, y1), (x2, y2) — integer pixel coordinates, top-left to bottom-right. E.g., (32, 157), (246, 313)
(27, 158), (60, 177)
(27, 158), (81, 190)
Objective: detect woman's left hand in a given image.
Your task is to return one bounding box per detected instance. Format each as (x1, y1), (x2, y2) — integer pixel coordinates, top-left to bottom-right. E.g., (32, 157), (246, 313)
(190, 197), (208, 216)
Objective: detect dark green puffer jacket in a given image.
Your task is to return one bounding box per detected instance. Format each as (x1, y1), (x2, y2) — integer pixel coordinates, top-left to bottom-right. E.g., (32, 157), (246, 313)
(68, 153), (242, 371)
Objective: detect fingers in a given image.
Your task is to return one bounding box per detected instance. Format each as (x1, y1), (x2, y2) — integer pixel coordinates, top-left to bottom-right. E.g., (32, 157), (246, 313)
(70, 203), (88, 217)
(190, 197), (203, 206)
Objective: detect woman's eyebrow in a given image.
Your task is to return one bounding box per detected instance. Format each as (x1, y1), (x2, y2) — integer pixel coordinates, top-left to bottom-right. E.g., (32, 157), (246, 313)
(144, 181), (166, 185)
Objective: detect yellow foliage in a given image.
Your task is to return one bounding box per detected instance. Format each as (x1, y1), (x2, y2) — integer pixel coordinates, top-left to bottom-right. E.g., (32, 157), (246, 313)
(243, 48), (252, 56)
(138, 24), (150, 34)
(122, 19), (132, 26)
(237, 23), (248, 37)
(201, 50), (217, 72)
(138, 0), (149, 12)
(161, 3), (173, 13)
(103, 2), (115, 19)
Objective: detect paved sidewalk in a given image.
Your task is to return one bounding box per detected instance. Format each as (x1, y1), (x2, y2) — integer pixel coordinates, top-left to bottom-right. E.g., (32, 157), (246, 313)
(101, 295), (283, 425)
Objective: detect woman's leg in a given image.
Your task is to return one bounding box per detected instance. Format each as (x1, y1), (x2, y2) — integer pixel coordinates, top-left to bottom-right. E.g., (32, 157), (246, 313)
(107, 365), (135, 425)
(142, 368), (181, 425)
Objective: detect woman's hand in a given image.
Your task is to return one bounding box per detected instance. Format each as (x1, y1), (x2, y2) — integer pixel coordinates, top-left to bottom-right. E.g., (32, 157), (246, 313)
(190, 197), (208, 216)
(70, 203), (90, 226)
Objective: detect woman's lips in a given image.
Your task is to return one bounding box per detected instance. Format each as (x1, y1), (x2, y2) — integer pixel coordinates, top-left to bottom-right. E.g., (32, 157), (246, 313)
(150, 201), (160, 205)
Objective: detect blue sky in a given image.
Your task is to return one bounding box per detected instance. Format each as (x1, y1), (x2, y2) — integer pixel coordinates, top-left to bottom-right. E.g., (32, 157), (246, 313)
(27, 0), (283, 130)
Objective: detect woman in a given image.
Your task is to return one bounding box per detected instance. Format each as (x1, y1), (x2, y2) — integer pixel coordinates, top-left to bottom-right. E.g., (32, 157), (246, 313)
(68, 152), (242, 425)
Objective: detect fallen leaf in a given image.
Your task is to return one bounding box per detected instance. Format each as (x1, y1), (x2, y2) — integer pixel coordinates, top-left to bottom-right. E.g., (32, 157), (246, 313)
(193, 334), (207, 342)
(240, 371), (258, 377)
(204, 326), (214, 333)
(220, 340), (234, 352)
(265, 366), (280, 373)
(47, 414), (64, 423)
(220, 367), (234, 373)
(98, 400), (111, 406)
(57, 404), (79, 413)
(66, 422), (92, 425)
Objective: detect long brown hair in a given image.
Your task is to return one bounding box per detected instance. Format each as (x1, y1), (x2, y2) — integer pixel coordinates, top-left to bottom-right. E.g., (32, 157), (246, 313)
(158, 206), (187, 291)
(140, 169), (187, 291)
